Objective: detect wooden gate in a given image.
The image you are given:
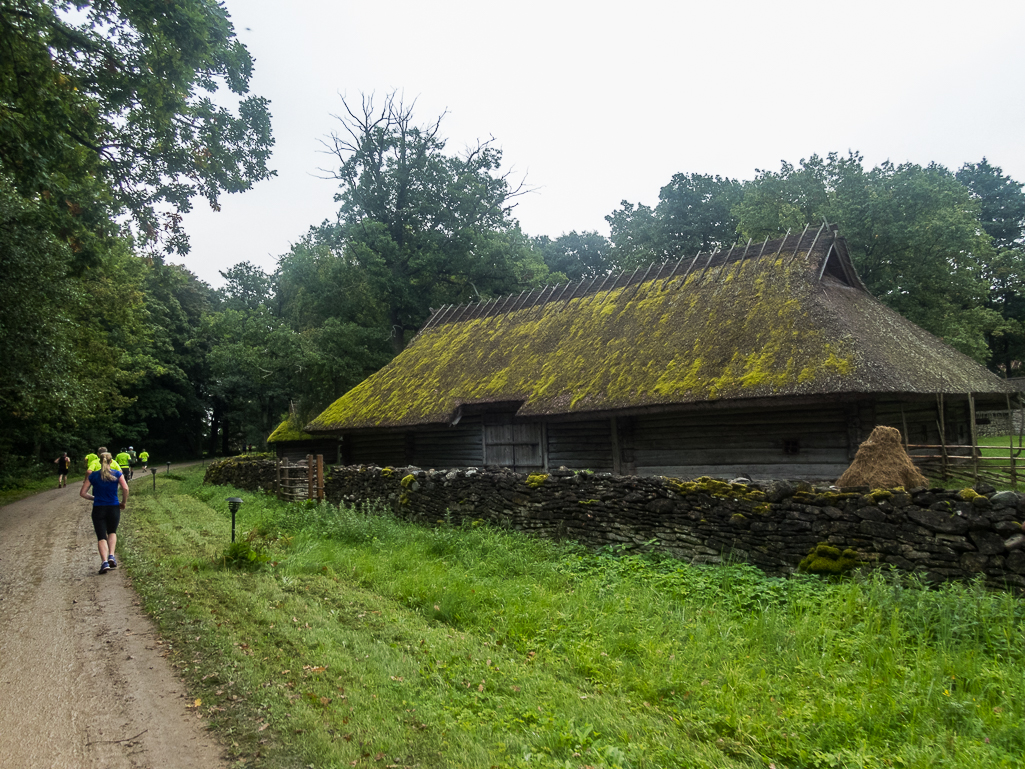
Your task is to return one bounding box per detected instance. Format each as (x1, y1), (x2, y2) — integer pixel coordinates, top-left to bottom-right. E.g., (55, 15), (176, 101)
(276, 454), (325, 502)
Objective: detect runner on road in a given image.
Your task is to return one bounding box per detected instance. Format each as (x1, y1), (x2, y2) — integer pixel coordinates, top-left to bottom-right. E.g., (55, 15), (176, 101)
(116, 449), (133, 480)
(79, 452), (128, 574)
(88, 447), (121, 474)
(54, 452), (71, 488)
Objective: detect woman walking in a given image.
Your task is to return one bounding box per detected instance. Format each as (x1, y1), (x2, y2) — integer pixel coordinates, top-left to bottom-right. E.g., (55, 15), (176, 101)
(79, 452), (129, 574)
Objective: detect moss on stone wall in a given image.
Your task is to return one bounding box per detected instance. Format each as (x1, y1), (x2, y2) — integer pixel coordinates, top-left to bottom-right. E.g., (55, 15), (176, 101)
(798, 543), (860, 575)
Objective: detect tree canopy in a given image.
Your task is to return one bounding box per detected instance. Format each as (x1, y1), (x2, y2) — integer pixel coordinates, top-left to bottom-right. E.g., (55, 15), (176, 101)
(0, 0), (274, 478)
(319, 92), (536, 350)
(0, 0), (274, 259)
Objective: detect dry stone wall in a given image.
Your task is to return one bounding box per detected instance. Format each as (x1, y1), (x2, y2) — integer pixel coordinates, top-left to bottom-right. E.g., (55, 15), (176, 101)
(204, 456), (277, 489)
(204, 459), (1025, 589)
(975, 410), (1025, 437)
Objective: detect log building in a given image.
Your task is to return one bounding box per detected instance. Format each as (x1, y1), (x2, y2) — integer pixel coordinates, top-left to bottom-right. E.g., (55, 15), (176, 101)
(267, 417), (339, 463)
(305, 225), (1014, 481)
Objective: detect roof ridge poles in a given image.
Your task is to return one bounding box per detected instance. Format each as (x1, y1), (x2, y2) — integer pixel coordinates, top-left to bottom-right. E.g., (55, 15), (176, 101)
(476, 296), (502, 320)
(527, 284), (560, 318)
(817, 242), (836, 281)
(451, 299), (481, 324)
(785, 223), (811, 266)
(758, 228), (791, 275)
(719, 238), (752, 285)
(507, 289), (531, 314)
(578, 269), (619, 311)
(734, 235), (770, 295)
(410, 303), (448, 341)
(526, 285), (552, 312)
(460, 297), (490, 324)
(697, 248), (719, 283)
(492, 291), (521, 317)
(431, 303), (460, 329)
(551, 280), (574, 305)
(679, 250), (703, 284)
(417, 303), (450, 335)
(817, 225), (841, 282)
(697, 246), (726, 284)
(622, 261), (659, 304)
(598, 265), (643, 306)
(663, 251), (692, 289)
(561, 273), (604, 312)
(792, 221), (827, 268)
(660, 260), (677, 279)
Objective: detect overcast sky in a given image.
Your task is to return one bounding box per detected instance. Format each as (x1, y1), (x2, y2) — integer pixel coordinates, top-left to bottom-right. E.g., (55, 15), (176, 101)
(173, 0), (1025, 287)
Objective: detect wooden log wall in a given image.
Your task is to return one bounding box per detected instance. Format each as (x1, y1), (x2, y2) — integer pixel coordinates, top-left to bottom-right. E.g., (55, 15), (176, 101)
(873, 397), (971, 448)
(347, 432), (408, 467)
(621, 405), (852, 480)
(412, 418), (484, 468)
(325, 397), (985, 481)
(547, 419), (615, 472)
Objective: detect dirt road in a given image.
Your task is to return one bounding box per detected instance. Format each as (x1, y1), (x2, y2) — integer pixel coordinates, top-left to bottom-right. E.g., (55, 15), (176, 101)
(0, 482), (228, 768)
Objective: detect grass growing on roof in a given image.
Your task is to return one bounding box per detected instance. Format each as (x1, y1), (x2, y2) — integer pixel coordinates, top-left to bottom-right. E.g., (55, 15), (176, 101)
(307, 257), (856, 430)
(122, 465), (1025, 768)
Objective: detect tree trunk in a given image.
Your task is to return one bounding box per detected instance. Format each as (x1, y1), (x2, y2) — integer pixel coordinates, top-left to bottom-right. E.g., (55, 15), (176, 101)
(389, 306), (406, 354)
(209, 403), (223, 457)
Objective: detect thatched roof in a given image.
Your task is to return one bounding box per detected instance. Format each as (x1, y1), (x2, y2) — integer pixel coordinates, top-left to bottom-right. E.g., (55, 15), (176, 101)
(307, 225), (1011, 433)
(267, 417), (314, 444)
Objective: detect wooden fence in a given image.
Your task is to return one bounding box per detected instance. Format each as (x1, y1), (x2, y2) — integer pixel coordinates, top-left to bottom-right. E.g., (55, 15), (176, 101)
(276, 454), (325, 502)
(907, 443), (1023, 489)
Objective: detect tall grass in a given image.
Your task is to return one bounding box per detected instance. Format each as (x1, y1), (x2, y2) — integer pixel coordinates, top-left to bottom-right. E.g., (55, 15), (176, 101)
(122, 467), (1025, 769)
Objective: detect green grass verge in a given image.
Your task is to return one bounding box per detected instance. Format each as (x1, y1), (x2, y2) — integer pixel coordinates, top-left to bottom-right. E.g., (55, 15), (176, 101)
(120, 467), (1025, 769)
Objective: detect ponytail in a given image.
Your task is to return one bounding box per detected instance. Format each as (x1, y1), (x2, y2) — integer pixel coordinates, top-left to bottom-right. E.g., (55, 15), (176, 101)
(99, 452), (115, 482)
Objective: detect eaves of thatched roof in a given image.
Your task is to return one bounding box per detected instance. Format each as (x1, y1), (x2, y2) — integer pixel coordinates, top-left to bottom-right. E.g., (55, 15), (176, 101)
(307, 225), (1011, 433)
(267, 418), (314, 443)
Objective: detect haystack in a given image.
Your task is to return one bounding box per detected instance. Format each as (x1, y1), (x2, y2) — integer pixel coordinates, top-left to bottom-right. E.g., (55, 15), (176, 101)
(836, 426), (928, 489)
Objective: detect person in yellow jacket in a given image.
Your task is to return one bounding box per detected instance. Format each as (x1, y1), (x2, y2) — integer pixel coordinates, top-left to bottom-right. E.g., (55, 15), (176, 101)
(138, 449), (149, 469)
(87, 446), (121, 473)
(116, 449), (133, 480)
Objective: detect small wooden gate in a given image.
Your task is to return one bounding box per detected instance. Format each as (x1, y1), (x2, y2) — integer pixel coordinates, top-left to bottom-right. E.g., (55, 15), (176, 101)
(276, 454), (325, 502)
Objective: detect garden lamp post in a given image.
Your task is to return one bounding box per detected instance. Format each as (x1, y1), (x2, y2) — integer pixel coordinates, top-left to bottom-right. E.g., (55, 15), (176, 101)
(166, 461), (171, 475)
(150, 466), (157, 491)
(227, 497), (243, 543)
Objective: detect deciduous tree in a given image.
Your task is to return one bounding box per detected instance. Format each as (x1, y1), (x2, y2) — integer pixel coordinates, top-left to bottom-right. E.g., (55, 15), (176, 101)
(0, 0), (274, 259)
(735, 153), (1001, 362)
(320, 92), (535, 351)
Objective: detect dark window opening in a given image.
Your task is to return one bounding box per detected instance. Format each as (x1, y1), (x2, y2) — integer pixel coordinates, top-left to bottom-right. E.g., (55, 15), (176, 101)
(782, 439), (801, 455)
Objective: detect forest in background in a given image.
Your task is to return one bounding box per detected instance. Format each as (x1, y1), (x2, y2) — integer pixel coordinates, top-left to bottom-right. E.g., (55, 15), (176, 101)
(3, 1), (1025, 483)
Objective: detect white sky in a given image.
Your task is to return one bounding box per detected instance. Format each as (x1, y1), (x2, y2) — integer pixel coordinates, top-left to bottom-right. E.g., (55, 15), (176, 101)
(173, 0), (1025, 287)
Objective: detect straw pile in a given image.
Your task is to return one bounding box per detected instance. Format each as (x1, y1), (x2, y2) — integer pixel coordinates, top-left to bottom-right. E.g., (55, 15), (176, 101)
(837, 425), (928, 489)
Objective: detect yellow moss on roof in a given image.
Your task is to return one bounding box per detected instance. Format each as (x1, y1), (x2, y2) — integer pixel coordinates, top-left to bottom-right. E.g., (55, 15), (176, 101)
(308, 254), (861, 431)
(267, 418), (314, 443)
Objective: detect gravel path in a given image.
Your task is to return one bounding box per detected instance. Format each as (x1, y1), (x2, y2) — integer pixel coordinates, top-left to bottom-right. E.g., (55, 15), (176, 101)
(0, 481), (228, 768)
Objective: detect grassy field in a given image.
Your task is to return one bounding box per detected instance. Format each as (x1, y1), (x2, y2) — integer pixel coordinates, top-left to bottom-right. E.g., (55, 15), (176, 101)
(117, 466), (1024, 769)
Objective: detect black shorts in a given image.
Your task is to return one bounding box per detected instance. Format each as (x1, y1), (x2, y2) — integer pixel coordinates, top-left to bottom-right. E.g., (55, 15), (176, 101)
(91, 505), (121, 540)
